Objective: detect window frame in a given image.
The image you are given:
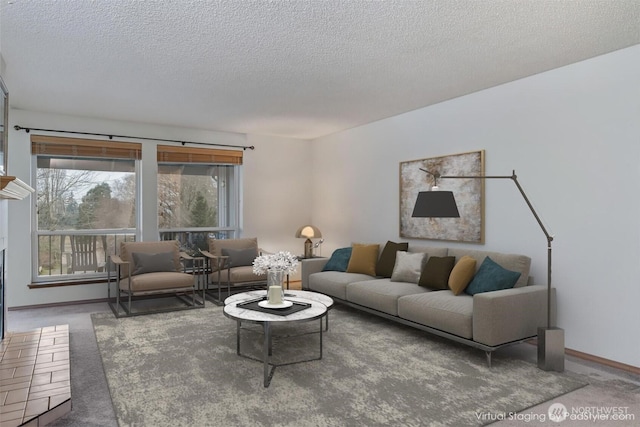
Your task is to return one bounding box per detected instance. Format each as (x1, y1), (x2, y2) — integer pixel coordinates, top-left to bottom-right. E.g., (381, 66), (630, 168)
(156, 145), (243, 249)
(31, 136), (141, 284)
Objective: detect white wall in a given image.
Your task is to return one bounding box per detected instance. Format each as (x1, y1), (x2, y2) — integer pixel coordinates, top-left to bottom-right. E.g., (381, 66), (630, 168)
(5, 111), (311, 307)
(244, 134), (314, 258)
(311, 45), (640, 368)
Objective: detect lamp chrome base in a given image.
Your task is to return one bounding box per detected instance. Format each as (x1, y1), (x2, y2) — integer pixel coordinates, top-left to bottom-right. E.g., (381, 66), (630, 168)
(537, 327), (565, 372)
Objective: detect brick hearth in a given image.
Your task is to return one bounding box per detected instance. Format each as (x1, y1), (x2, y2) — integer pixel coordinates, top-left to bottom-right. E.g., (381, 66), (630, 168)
(0, 325), (71, 426)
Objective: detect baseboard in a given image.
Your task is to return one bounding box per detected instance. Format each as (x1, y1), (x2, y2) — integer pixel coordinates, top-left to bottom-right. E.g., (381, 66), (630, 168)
(565, 347), (640, 375)
(8, 297), (111, 310)
(528, 339), (639, 375)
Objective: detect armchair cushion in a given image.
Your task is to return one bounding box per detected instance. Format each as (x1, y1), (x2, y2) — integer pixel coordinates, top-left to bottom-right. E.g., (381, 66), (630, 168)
(120, 271), (194, 293)
(208, 237), (259, 271)
(131, 251), (177, 276)
(222, 247), (258, 267)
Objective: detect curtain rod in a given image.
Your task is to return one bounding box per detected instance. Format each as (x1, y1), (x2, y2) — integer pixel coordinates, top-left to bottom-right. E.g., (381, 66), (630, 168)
(13, 125), (255, 151)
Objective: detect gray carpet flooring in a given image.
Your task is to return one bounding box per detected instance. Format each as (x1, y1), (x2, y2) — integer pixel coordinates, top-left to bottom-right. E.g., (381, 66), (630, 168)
(6, 302), (640, 426)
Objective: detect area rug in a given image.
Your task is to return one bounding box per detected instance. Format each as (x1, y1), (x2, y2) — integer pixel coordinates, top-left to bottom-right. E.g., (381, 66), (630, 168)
(92, 304), (586, 426)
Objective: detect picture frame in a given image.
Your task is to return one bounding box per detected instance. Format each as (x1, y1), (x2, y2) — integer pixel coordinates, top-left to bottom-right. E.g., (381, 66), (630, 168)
(0, 76), (7, 176)
(399, 150), (485, 243)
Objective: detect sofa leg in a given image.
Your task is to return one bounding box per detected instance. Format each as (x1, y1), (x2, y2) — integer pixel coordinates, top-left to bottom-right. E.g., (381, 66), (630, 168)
(486, 351), (492, 368)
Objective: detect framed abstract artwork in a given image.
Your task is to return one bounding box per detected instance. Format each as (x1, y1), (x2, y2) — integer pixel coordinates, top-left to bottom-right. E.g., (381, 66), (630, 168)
(399, 150), (485, 243)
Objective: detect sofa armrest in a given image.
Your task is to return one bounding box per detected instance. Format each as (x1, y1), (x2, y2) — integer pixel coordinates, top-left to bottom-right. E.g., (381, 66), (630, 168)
(472, 285), (557, 347)
(301, 258), (329, 289)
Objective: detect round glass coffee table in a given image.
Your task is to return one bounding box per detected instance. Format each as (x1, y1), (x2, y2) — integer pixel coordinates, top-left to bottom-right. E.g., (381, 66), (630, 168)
(223, 290), (334, 387)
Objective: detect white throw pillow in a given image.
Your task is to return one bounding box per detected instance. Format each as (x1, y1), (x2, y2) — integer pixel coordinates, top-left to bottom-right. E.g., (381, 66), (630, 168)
(390, 251), (426, 284)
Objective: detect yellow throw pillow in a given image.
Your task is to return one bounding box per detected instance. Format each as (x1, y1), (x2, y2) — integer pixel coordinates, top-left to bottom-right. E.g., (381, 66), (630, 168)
(346, 243), (380, 276)
(448, 256), (477, 295)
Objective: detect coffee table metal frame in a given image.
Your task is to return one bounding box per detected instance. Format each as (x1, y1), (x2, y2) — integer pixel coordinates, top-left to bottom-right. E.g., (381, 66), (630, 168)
(223, 291), (333, 387)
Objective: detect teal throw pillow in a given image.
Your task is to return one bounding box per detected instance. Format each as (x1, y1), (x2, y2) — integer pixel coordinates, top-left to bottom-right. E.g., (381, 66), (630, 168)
(322, 247), (352, 272)
(465, 256), (521, 295)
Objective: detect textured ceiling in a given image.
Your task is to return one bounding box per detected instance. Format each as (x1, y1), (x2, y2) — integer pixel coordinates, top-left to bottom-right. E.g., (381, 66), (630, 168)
(1, 1), (639, 140)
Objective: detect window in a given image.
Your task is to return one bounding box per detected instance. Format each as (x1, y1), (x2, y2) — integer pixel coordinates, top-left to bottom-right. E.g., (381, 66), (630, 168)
(157, 145), (242, 252)
(32, 136), (140, 282)
(30, 137), (242, 284)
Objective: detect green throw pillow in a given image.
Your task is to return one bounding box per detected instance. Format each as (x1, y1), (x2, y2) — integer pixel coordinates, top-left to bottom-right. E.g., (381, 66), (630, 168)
(375, 241), (409, 278)
(322, 247), (352, 272)
(418, 256), (455, 290)
(465, 256), (521, 295)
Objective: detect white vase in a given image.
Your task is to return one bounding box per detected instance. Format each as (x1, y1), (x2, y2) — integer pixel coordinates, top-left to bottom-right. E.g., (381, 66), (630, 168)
(267, 269), (285, 304)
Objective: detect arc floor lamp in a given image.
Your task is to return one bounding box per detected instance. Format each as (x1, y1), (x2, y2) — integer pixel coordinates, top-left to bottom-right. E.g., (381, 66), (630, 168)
(412, 168), (564, 371)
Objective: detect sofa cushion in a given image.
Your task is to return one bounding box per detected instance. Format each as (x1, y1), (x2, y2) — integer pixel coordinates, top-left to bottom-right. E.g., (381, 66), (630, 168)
(346, 243), (380, 276)
(418, 256), (455, 290)
(376, 241), (408, 277)
(448, 256), (477, 295)
(322, 247), (352, 272)
(446, 248), (531, 288)
(398, 291), (473, 339)
(407, 246), (449, 257)
(346, 279), (429, 316)
(308, 271), (374, 300)
(131, 251), (177, 276)
(390, 251), (425, 283)
(465, 256), (521, 295)
(222, 247), (258, 267)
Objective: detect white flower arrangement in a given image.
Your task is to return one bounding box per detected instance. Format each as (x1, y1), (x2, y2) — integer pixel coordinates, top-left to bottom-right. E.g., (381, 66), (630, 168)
(252, 250), (299, 275)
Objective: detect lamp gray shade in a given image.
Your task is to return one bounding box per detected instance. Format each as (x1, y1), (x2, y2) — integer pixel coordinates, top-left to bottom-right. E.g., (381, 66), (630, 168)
(411, 191), (460, 218)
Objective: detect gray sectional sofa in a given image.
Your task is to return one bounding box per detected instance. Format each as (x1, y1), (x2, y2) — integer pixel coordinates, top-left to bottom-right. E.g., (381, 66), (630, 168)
(301, 244), (555, 365)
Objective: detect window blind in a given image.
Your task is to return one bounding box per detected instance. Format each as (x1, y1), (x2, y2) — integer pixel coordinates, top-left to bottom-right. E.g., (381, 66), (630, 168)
(157, 144), (243, 165)
(31, 135), (142, 159)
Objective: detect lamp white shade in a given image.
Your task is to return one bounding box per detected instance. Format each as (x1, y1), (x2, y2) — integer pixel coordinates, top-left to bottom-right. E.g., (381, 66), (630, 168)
(295, 225), (322, 239)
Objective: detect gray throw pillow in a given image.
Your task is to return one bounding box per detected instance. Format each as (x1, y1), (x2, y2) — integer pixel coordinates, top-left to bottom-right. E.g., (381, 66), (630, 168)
(390, 251), (426, 284)
(222, 247), (258, 267)
(131, 251), (177, 276)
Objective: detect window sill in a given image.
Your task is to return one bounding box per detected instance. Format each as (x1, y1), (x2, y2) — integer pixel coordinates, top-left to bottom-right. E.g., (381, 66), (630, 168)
(29, 278), (108, 288)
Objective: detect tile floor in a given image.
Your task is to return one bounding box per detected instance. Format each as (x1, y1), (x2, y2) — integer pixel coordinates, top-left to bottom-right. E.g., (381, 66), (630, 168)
(0, 325), (71, 427)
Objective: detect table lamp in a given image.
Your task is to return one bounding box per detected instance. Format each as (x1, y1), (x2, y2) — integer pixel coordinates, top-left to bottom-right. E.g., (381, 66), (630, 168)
(295, 225), (322, 258)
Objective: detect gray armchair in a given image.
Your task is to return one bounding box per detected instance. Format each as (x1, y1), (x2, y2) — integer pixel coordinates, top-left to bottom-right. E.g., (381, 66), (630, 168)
(108, 240), (205, 317)
(201, 237), (267, 304)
